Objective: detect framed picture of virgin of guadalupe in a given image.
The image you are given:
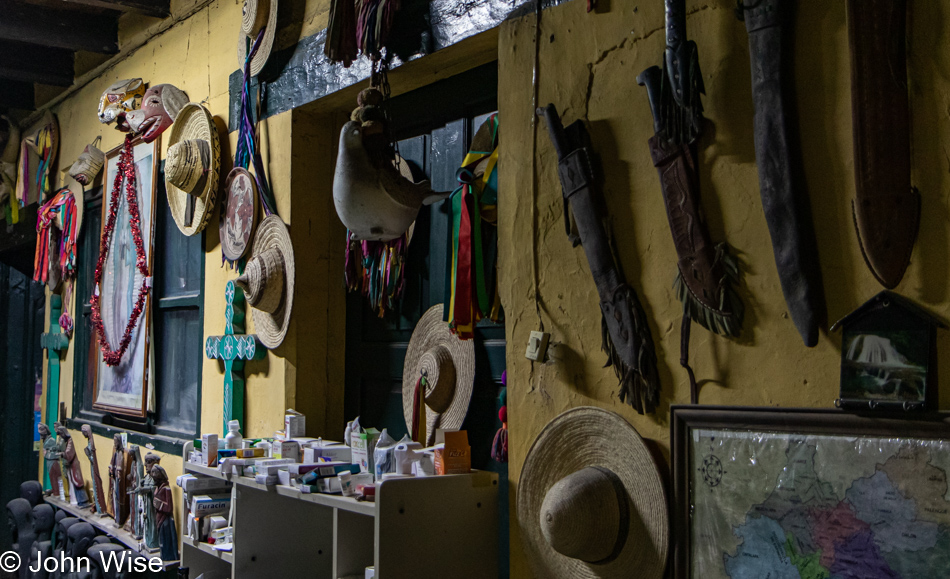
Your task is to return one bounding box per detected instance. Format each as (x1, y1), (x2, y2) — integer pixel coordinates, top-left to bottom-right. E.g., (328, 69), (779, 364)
(92, 137), (159, 418)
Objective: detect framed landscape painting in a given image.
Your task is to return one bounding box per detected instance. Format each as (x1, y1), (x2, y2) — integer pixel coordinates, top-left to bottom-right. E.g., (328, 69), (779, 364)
(671, 406), (950, 579)
(92, 137), (159, 418)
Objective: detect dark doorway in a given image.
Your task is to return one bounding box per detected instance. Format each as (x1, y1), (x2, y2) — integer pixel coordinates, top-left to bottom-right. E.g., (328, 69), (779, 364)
(0, 262), (45, 552)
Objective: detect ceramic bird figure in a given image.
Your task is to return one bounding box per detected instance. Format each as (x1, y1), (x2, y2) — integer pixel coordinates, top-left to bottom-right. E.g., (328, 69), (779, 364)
(333, 120), (447, 241)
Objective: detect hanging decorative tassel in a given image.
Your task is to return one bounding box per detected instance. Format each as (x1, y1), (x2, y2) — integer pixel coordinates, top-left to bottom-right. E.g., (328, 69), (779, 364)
(325, 0), (358, 67)
(491, 372), (508, 463)
(446, 114), (501, 339)
(236, 27), (276, 219)
(344, 230), (410, 317)
(355, 0), (400, 61)
(33, 188), (77, 284)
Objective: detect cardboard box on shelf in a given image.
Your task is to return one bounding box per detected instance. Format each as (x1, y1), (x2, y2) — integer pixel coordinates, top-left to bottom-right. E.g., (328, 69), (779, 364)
(351, 428), (381, 474)
(285, 409), (306, 438)
(433, 430), (471, 475)
(201, 434), (218, 467)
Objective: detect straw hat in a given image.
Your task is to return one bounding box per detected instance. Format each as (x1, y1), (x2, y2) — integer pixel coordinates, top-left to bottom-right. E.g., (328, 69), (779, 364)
(237, 0), (278, 77)
(518, 407), (669, 579)
(401, 304), (475, 446)
(221, 167), (258, 261)
(234, 215), (294, 349)
(165, 103), (220, 236)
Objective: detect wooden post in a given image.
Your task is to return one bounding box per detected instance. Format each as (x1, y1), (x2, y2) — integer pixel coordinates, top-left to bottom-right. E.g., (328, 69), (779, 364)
(40, 295), (69, 491)
(206, 280), (266, 433)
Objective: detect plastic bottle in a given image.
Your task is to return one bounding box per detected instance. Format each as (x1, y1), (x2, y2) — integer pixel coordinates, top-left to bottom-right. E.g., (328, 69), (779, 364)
(225, 420), (243, 450)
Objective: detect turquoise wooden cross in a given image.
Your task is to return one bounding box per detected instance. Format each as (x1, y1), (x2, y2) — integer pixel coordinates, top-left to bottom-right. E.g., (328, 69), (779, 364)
(206, 280), (266, 433)
(40, 295), (69, 491)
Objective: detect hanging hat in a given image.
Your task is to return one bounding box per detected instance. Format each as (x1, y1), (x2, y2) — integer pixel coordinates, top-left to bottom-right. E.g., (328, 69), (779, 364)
(234, 214), (294, 348)
(518, 407), (669, 579)
(220, 167), (258, 262)
(165, 103), (220, 236)
(401, 304), (476, 446)
(236, 0), (278, 77)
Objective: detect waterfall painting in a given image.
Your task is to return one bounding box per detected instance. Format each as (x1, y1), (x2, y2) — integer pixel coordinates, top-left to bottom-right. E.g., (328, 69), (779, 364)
(832, 291), (946, 411)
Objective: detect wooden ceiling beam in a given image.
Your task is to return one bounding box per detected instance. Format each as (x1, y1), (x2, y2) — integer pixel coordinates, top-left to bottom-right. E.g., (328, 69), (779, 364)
(0, 2), (118, 54)
(62, 0), (171, 19)
(0, 80), (35, 110)
(0, 40), (74, 86)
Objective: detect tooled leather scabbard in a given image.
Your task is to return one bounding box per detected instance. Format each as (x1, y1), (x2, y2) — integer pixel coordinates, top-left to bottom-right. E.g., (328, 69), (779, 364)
(847, 0), (919, 289)
(740, 0), (823, 346)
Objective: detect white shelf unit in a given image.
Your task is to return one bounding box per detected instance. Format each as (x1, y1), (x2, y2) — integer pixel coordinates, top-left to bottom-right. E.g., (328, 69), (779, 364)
(180, 441), (498, 578)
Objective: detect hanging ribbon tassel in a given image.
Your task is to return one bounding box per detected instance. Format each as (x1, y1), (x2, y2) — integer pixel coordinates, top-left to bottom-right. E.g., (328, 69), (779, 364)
(355, 0), (400, 60)
(344, 230), (409, 317)
(33, 188), (77, 284)
(236, 28), (276, 217)
(491, 373), (508, 462)
(411, 374), (427, 444)
(446, 114), (502, 339)
(325, 0), (358, 67)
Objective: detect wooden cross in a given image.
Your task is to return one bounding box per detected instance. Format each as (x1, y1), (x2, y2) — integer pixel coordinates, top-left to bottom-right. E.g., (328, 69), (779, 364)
(40, 295), (69, 491)
(206, 280), (265, 432)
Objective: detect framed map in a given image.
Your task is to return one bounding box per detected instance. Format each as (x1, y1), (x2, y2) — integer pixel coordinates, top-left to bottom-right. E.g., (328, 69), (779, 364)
(92, 137), (158, 418)
(671, 406), (950, 579)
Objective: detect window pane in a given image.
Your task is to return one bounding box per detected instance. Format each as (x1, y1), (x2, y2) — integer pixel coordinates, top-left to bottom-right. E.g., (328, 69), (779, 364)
(154, 307), (200, 434)
(155, 181), (201, 298)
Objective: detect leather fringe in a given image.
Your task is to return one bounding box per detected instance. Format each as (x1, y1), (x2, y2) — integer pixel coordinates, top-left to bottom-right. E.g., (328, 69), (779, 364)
(601, 284), (660, 415)
(674, 242), (744, 337)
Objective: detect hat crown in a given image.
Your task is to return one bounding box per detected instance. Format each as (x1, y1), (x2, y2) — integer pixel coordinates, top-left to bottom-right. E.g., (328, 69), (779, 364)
(420, 345), (456, 413)
(242, 0), (270, 36)
(540, 466), (625, 563)
(235, 247), (285, 313)
(166, 139), (210, 195)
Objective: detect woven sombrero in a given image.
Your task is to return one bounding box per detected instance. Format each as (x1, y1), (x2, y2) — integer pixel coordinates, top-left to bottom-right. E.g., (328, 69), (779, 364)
(401, 304), (475, 446)
(165, 103), (220, 236)
(235, 215), (294, 349)
(237, 0), (278, 77)
(518, 407), (669, 579)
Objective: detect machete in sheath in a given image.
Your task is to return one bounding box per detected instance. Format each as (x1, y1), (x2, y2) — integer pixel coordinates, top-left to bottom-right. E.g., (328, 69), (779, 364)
(737, 0), (823, 347)
(537, 104), (661, 415)
(847, 0), (919, 289)
(637, 0), (743, 404)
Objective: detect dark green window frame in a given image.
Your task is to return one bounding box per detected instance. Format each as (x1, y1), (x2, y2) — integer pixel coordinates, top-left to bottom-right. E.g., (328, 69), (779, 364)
(69, 165), (204, 454)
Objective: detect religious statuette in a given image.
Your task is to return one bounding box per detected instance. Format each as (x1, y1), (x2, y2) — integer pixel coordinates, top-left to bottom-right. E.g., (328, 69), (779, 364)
(152, 465), (179, 561)
(55, 423), (90, 508)
(81, 424), (109, 516)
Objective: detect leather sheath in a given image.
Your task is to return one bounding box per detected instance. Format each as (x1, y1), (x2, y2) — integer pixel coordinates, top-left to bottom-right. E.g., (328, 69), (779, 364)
(847, 0), (919, 289)
(540, 105), (660, 415)
(742, 0), (822, 346)
(648, 135), (739, 336)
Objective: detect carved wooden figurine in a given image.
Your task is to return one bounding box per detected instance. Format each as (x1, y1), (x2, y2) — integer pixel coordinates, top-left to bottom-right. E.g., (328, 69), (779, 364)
(151, 465), (178, 562)
(108, 434), (130, 527)
(80, 425), (110, 517)
(38, 424), (63, 499)
(132, 452), (161, 551)
(54, 423), (89, 508)
(125, 446), (143, 538)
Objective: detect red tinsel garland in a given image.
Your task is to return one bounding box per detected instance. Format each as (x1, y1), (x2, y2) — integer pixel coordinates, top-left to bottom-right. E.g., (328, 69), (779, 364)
(90, 135), (151, 367)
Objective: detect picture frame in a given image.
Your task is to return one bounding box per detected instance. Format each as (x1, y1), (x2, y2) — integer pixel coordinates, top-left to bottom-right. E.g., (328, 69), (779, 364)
(92, 136), (159, 418)
(671, 406), (950, 579)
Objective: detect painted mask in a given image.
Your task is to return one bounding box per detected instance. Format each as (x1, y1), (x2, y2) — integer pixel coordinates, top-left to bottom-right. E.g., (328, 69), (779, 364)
(98, 78), (145, 130)
(125, 84), (189, 143)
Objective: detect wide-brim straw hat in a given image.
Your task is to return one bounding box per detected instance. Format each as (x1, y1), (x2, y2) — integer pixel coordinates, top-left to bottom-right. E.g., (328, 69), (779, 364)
(235, 214), (294, 349)
(401, 304), (475, 445)
(518, 407), (669, 579)
(165, 103), (220, 236)
(236, 0), (278, 77)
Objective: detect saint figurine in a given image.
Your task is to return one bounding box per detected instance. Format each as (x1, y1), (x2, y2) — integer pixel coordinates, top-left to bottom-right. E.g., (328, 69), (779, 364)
(132, 453), (160, 551)
(38, 423), (63, 499)
(108, 434), (130, 527)
(125, 446), (143, 538)
(151, 465), (178, 562)
(80, 425), (110, 517)
(54, 423), (89, 508)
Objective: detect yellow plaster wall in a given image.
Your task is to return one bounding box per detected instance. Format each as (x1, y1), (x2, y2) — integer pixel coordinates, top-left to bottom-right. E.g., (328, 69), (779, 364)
(497, 0), (950, 576)
(39, 0), (338, 538)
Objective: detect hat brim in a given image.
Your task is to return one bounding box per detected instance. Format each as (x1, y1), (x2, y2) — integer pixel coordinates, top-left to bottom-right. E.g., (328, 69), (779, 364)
(517, 407), (669, 579)
(237, 0), (278, 77)
(165, 103), (220, 236)
(247, 214), (294, 349)
(401, 304), (475, 440)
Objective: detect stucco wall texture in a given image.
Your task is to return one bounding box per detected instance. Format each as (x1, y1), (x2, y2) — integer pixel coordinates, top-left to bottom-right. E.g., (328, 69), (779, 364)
(498, 0), (950, 576)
